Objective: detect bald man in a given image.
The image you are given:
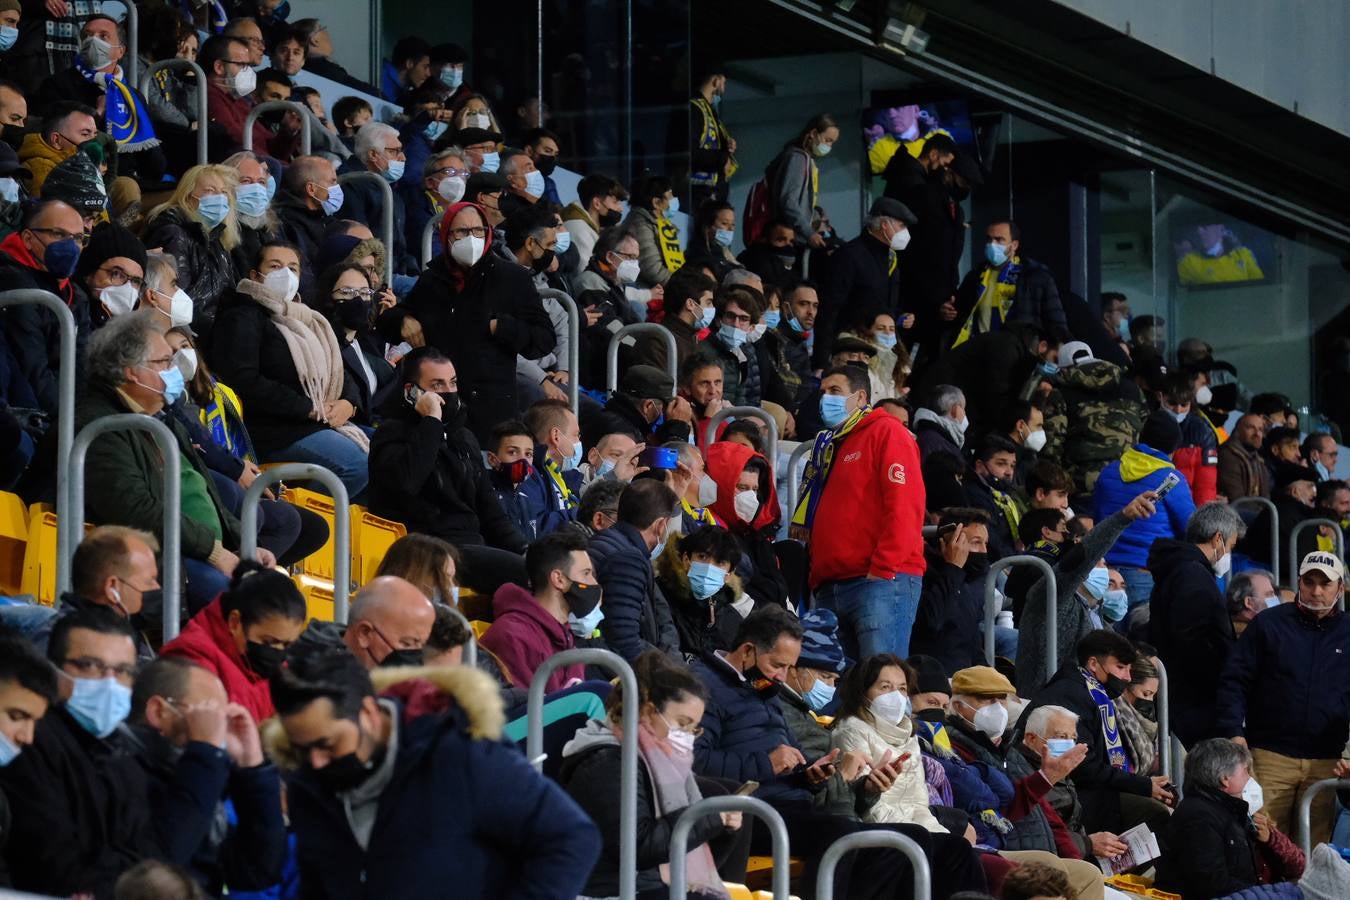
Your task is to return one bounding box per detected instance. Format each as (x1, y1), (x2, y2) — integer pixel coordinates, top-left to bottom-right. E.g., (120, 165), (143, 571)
(342, 576), (436, 669)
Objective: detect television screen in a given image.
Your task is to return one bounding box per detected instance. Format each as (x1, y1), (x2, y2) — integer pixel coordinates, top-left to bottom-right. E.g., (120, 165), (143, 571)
(863, 100), (976, 179)
(1171, 215), (1276, 286)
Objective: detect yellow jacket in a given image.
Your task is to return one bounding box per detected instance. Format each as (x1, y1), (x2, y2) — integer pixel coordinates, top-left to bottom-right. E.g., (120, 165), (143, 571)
(1177, 247), (1264, 284)
(19, 133), (76, 196)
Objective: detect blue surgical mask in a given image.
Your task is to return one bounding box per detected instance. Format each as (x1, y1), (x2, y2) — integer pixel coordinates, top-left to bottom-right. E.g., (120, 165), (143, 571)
(1038, 361), (1060, 376)
(320, 183), (345, 216)
(1171, 409), (1188, 424)
(713, 228), (734, 248)
(439, 66), (463, 90)
(696, 304), (715, 329)
(559, 438), (583, 472)
(524, 169), (546, 197)
(1083, 565), (1110, 601)
(265, 174), (277, 201)
(985, 241), (1008, 267)
(665, 197), (680, 216)
(1117, 317), (1130, 341)
(479, 151), (500, 173)
(568, 605), (604, 638)
(0, 729), (21, 766)
(761, 310), (781, 329)
(0, 176), (17, 203)
(873, 331), (897, 349)
(595, 458), (616, 479)
(687, 560), (727, 600)
(1045, 737), (1075, 758)
(820, 393), (850, 428)
(66, 676), (132, 738)
(554, 229), (571, 254)
(717, 324), (746, 350)
(424, 120), (448, 142)
(235, 182), (269, 218)
(789, 317), (807, 334)
(1102, 588), (1128, 622)
(382, 159), (405, 183)
(196, 193), (230, 229)
(803, 677), (836, 712)
(0, 25), (17, 52)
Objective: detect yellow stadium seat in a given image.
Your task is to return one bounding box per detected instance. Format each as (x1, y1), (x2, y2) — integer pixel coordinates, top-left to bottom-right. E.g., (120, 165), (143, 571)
(745, 856), (804, 892)
(723, 884), (753, 900)
(470, 620), (491, 640)
(20, 503), (60, 605)
(283, 487), (338, 582)
(350, 506), (406, 586)
(0, 491), (29, 595)
(294, 574), (336, 624)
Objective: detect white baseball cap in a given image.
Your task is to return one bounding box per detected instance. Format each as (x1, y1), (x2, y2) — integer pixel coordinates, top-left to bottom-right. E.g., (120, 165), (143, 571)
(1058, 340), (1095, 367)
(1299, 551), (1345, 582)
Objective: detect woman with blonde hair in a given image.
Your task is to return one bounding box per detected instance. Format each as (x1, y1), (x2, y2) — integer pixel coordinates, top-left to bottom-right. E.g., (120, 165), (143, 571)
(376, 533), (462, 609)
(142, 164), (242, 337)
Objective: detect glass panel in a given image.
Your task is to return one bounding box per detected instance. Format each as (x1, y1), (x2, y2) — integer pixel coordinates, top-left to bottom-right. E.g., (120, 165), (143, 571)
(1098, 168), (1159, 340)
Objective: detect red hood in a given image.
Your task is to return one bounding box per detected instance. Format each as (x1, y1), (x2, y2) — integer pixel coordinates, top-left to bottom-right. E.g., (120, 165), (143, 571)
(0, 232), (71, 295)
(437, 200), (494, 261)
(707, 440), (780, 533)
(490, 582), (569, 635)
(198, 597), (258, 679)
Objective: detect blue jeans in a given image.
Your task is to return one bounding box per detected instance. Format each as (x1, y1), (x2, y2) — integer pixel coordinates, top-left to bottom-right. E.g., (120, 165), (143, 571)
(184, 557), (231, 616)
(267, 428), (369, 503)
(1117, 565), (1155, 608)
(978, 619), (1019, 662)
(812, 573), (922, 659)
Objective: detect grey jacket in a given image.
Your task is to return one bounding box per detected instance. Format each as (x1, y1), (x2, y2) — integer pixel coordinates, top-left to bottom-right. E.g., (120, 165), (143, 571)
(768, 146), (815, 247)
(625, 206), (673, 287)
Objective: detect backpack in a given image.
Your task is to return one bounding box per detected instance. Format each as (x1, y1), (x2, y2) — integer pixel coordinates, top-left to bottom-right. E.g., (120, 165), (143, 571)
(742, 176), (773, 246)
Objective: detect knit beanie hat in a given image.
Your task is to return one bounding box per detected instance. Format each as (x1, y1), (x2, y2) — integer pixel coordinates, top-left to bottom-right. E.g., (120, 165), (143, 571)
(42, 147), (107, 216)
(0, 0), (21, 16)
(907, 655), (952, 697)
(74, 221), (148, 283)
(1138, 408), (1182, 456)
(1300, 843), (1350, 900)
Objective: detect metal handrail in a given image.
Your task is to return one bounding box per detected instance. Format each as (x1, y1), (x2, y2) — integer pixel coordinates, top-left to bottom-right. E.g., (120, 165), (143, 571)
(69, 415), (182, 640)
(527, 649), (638, 900)
(1289, 518), (1346, 608)
(606, 323), (677, 395)
(669, 795), (791, 900)
(1154, 656), (1173, 781)
(815, 830), (931, 900)
(0, 292), (75, 595)
(1295, 778), (1350, 855)
(420, 211), (443, 267)
(704, 406), (780, 475)
(439, 604), (477, 667)
(123, 0), (138, 85)
(337, 171), (395, 287)
(785, 436), (817, 519)
(139, 59), (207, 167)
(538, 288), (581, 417)
(239, 464), (351, 622)
(241, 100), (312, 155)
(1231, 496), (1280, 586)
(985, 555), (1057, 686)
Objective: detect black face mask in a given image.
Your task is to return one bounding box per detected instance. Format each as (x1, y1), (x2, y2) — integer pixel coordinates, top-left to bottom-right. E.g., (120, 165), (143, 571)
(1098, 673), (1128, 700)
(495, 457), (531, 486)
(914, 707), (946, 723)
(964, 552), (990, 578)
(437, 391), (461, 420)
(313, 747), (380, 793)
(598, 209), (621, 228)
(130, 587), (166, 632)
(743, 656), (780, 698)
(1134, 699), (1156, 721)
(246, 641), (287, 679)
(336, 297), (371, 330)
(564, 581), (602, 618)
(531, 248), (555, 274)
(378, 647), (424, 668)
(1, 124), (23, 152)
(535, 155), (558, 177)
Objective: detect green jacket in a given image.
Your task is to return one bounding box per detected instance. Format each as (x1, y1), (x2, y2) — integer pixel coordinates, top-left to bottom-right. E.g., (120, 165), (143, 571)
(778, 688), (878, 820)
(75, 383), (241, 560)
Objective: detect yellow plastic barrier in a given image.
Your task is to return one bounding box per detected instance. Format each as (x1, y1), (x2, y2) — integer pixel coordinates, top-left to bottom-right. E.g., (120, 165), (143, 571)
(283, 487), (338, 582)
(20, 503), (60, 605)
(0, 491), (29, 594)
(294, 574), (336, 624)
(350, 506), (406, 586)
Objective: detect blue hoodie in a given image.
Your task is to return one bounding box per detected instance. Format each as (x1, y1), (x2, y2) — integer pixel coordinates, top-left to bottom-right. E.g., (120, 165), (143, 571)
(1092, 443), (1196, 568)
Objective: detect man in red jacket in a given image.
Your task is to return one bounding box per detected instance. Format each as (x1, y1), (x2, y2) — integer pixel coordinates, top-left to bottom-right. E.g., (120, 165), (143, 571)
(794, 365), (927, 657)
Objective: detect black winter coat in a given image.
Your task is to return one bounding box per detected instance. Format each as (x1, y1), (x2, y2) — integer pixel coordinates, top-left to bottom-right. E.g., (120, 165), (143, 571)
(209, 290), (362, 458)
(814, 232), (900, 368)
(657, 566), (743, 660)
(272, 192), (330, 288)
(1146, 539), (1235, 746)
(142, 207), (236, 338)
(952, 257), (1069, 345)
(560, 742), (724, 897)
(367, 393), (527, 553)
(336, 157), (415, 274)
(911, 547), (981, 675)
(403, 250), (554, 443)
(589, 522), (681, 662)
(1154, 786), (1259, 899)
(0, 244), (88, 415)
(891, 167), (966, 348)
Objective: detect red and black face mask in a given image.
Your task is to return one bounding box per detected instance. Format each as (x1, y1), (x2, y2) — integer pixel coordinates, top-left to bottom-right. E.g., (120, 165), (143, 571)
(497, 458), (532, 486)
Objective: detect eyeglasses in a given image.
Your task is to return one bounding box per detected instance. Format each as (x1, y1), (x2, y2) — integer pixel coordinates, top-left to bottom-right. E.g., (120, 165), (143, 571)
(379, 146), (406, 160)
(64, 656), (138, 682)
(140, 355), (173, 372)
(723, 312), (752, 326)
(99, 265), (144, 289)
(448, 226), (487, 240)
(609, 250), (639, 262)
(332, 287), (374, 301)
(28, 226), (89, 247)
(433, 166), (469, 179)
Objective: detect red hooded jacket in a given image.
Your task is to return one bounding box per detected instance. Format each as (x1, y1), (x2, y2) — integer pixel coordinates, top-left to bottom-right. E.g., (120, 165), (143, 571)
(160, 597), (276, 722)
(806, 408), (927, 586)
(706, 441), (780, 534)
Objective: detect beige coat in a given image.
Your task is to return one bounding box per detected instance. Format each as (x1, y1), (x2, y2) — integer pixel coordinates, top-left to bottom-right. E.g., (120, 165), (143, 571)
(832, 713), (947, 833)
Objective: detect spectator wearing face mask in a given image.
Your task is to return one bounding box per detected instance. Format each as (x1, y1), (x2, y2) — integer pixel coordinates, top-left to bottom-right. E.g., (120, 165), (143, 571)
(1112, 652), (1161, 778)
(963, 435), (1022, 563)
(692, 286), (793, 411)
(1155, 372), (1219, 505)
(222, 152), (280, 280)
(913, 383), (968, 467)
(950, 219), (1068, 353)
(518, 398), (584, 537)
(707, 439), (790, 609)
(74, 219), (146, 330)
(1235, 460), (1319, 573)
(199, 35), (289, 159)
(271, 155), (343, 286)
(561, 173), (625, 274)
(402, 147), (468, 265)
(338, 122), (415, 274)
(994, 400), (1047, 492)
(17, 101), (94, 195)
(622, 173), (682, 289)
(654, 525), (747, 659)
(1146, 502), (1245, 747)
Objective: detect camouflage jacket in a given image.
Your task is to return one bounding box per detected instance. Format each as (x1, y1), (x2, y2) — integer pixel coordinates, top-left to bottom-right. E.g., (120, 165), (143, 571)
(1051, 360), (1147, 495)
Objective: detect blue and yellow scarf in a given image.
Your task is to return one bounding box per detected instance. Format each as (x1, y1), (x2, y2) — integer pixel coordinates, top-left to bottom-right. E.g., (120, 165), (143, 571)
(1082, 667), (1131, 772)
(75, 59), (159, 152)
(791, 405), (870, 529)
(544, 457), (579, 510)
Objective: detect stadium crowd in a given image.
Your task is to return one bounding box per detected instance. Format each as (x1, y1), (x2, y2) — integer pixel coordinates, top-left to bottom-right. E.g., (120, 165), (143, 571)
(0, 2), (1348, 898)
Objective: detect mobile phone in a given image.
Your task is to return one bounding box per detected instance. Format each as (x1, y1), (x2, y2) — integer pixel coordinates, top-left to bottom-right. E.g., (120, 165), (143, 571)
(734, 780), (760, 796)
(1153, 472), (1181, 499)
(936, 522), (959, 539)
(638, 446), (678, 470)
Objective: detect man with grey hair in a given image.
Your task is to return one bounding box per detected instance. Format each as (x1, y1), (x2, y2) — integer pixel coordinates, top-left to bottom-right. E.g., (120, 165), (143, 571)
(338, 122), (414, 272)
(275, 155), (340, 283)
(498, 147), (544, 220)
(1226, 568), (1279, 634)
(813, 196), (916, 367)
(404, 147), (469, 260)
(1147, 500), (1246, 746)
(721, 265), (763, 295)
(913, 383), (967, 465)
(75, 310), (273, 614)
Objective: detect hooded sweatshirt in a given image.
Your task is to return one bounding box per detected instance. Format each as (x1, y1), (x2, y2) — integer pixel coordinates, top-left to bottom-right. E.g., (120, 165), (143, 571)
(1093, 443), (1196, 568)
(478, 583), (582, 692)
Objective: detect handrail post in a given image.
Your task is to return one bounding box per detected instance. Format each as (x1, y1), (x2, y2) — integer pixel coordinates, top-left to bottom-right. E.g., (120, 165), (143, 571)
(984, 555), (1057, 685)
(420, 211), (444, 267)
(703, 406), (780, 474)
(123, 0), (138, 85)
(1289, 518), (1346, 608)
(785, 438), (817, 520)
(1231, 496), (1280, 586)
(538, 288), (581, 416)
(1154, 655), (1172, 781)
(605, 323), (678, 396)
(68, 415), (183, 639)
(337, 171), (395, 286)
(239, 463), (351, 622)
(1295, 778), (1350, 855)
(241, 100), (312, 155)
(670, 795), (791, 900)
(814, 830), (931, 900)
(527, 649), (637, 900)
(439, 604), (476, 667)
(139, 59), (209, 167)
(0, 291), (75, 596)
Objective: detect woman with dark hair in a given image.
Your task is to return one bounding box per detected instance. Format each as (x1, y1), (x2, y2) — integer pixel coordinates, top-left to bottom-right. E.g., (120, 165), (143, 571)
(684, 199), (738, 275)
(766, 113), (839, 250)
(160, 562), (309, 721)
(312, 262), (395, 426)
(1115, 651), (1160, 776)
(655, 526), (750, 658)
(560, 650), (748, 899)
(623, 173), (682, 289)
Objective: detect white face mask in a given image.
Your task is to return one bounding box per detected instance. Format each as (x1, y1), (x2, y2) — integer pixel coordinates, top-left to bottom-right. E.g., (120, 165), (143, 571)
(169, 288), (194, 326)
(173, 348), (198, 380)
(733, 489), (759, 523)
(262, 267), (299, 304)
(1195, 385), (1213, 406)
(889, 226), (911, 251)
(450, 234), (485, 267)
(1024, 428), (1047, 452)
(869, 690), (909, 725)
(99, 283), (138, 316)
(465, 112), (490, 130)
(233, 66), (257, 97)
(697, 473), (718, 507)
(615, 258), (641, 284)
(437, 175), (466, 203)
(971, 700), (1009, 739)
(1212, 543), (1232, 577)
(1242, 776), (1264, 816)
